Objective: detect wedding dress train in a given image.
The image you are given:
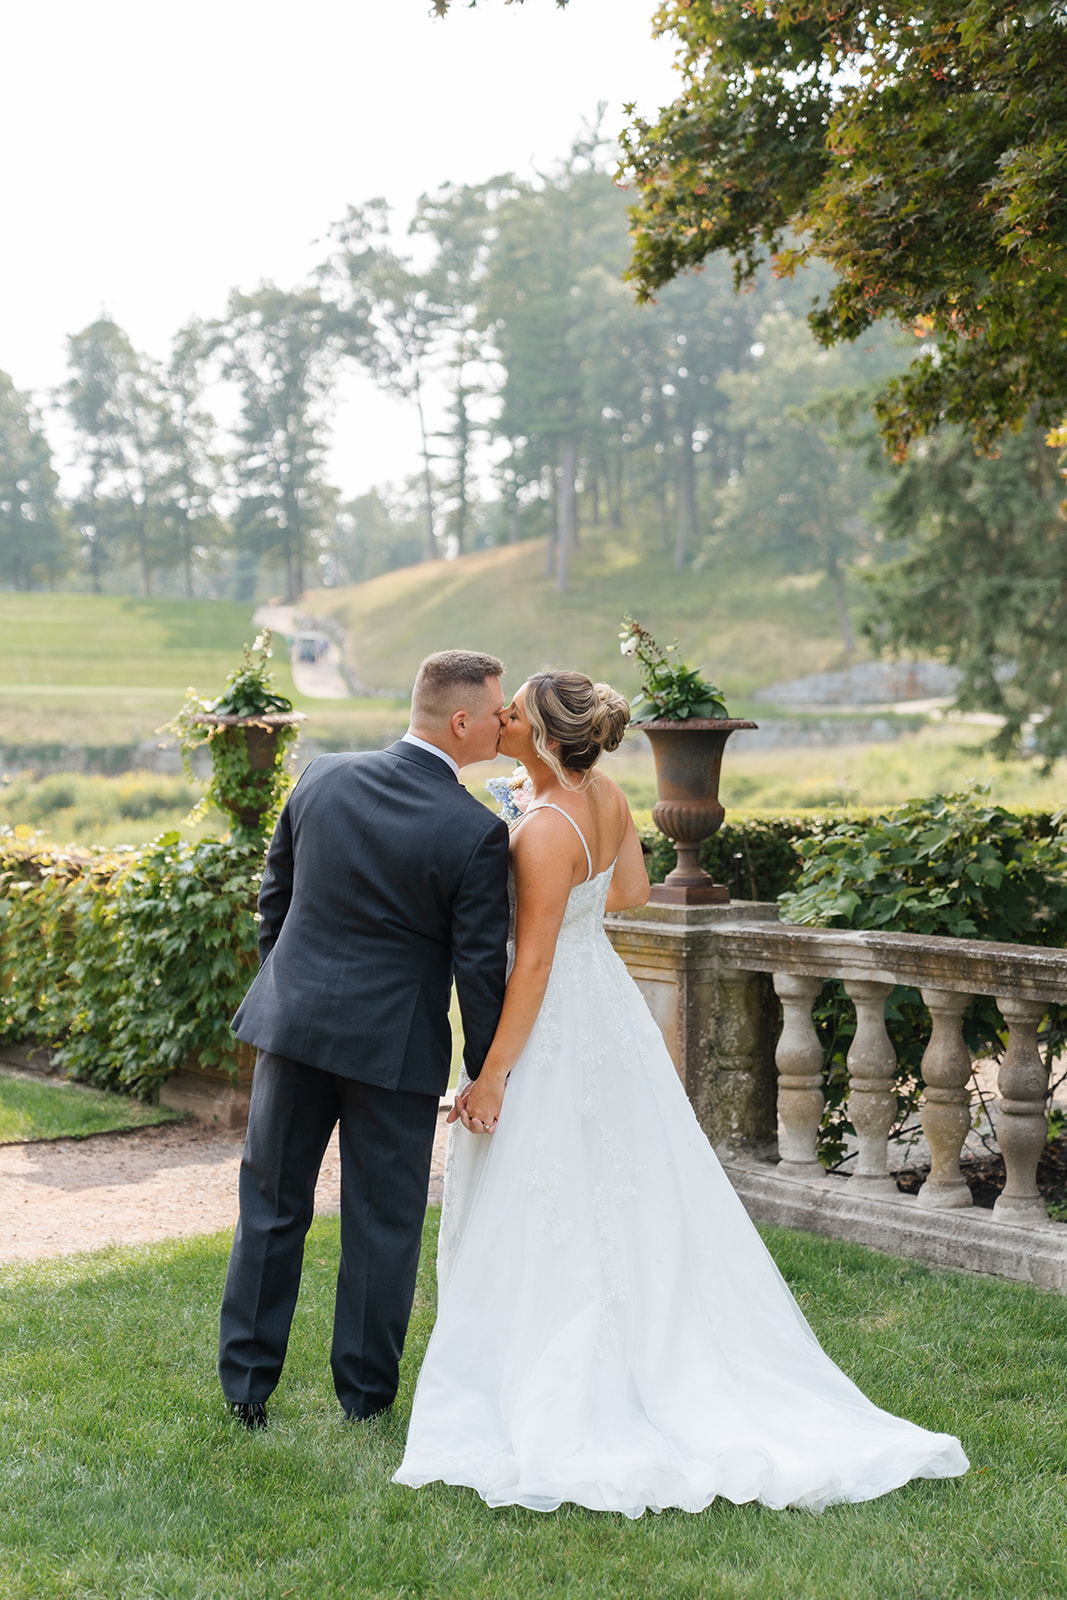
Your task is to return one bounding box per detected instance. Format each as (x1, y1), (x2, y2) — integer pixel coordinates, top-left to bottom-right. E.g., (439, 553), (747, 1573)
(394, 809), (968, 1516)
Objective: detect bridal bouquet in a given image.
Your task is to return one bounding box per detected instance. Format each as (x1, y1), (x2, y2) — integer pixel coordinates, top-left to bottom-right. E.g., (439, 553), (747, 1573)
(486, 766), (531, 823)
(619, 616), (728, 722)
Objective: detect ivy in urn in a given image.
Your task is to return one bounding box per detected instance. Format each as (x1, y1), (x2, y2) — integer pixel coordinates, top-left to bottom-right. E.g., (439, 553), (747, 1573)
(166, 631), (305, 839)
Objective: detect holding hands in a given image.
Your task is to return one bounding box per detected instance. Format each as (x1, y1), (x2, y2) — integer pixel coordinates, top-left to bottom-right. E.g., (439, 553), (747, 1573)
(449, 1073), (505, 1135)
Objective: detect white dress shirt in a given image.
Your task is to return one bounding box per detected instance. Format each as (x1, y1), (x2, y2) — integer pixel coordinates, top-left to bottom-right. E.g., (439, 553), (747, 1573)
(401, 730), (459, 778)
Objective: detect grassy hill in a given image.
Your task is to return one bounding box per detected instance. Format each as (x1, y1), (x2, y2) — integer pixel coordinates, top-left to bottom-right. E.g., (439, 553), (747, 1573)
(0, 595), (278, 751)
(0, 541), (861, 752)
(3, 559), (1067, 815)
(317, 534), (859, 705)
(0, 594), (409, 753)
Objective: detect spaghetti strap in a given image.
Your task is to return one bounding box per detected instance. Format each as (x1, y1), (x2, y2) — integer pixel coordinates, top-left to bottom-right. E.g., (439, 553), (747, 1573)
(520, 802), (593, 883)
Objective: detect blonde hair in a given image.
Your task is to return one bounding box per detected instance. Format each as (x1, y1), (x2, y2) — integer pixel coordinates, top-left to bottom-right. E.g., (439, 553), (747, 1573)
(524, 671), (630, 788)
(411, 649), (504, 726)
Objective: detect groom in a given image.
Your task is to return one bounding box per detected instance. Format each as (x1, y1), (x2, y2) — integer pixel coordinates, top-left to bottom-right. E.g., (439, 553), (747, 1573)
(219, 649), (510, 1427)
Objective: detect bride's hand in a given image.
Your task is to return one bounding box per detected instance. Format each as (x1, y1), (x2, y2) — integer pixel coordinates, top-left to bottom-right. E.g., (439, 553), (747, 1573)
(457, 1075), (504, 1135)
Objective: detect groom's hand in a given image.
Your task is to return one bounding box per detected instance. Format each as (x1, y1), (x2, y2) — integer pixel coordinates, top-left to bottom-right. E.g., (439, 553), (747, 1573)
(446, 1091), (466, 1127)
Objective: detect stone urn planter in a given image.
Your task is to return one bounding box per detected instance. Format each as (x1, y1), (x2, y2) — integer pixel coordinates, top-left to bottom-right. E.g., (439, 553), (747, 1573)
(642, 718), (758, 904)
(194, 711), (305, 831)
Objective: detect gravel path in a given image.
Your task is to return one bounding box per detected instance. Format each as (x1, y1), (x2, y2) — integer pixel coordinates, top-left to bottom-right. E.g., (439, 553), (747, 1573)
(0, 1110), (451, 1264)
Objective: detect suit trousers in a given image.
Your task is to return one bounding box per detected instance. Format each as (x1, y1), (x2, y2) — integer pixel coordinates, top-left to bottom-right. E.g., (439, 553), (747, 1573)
(218, 1050), (441, 1418)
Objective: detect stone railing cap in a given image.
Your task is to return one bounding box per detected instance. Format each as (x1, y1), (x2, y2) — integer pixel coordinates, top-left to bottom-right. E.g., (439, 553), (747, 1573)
(713, 920), (1067, 1002)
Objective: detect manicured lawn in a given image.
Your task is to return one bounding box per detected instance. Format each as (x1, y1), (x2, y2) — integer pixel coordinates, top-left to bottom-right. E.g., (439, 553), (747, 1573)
(0, 592), (409, 755)
(1, 1215), (1065, 1599)
(0, 1073), (184, 1143)
(0, 594), (273, 693)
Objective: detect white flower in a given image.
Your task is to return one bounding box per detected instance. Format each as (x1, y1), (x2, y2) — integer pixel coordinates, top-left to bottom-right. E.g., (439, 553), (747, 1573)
(620, 637), (638, 657)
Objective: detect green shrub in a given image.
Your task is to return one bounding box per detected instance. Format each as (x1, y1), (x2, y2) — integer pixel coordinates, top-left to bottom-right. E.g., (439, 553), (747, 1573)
(0, 827), (262, 1098)
(637, 809), (882, 902)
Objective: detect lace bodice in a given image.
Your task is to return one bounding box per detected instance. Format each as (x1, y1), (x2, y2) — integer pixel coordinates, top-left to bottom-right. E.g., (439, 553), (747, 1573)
(506, 801), (616, 953)
(507, 860), (614, 950)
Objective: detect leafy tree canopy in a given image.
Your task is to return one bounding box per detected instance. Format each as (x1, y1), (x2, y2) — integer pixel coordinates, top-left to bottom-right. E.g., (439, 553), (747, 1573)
(863, 422), (1067, 760)
(619, 1), (1067, 458)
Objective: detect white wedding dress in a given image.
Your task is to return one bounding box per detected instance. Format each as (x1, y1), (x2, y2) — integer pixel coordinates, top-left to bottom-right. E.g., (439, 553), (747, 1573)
(394, 806), (968, 1517)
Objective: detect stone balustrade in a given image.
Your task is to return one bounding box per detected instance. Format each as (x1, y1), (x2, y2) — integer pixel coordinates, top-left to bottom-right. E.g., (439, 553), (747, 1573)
(713, 921), (1067, 1224)
(605, 904), (1067, 1291)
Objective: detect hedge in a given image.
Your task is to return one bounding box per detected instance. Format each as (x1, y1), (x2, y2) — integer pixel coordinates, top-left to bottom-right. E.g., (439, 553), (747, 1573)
(0, 828), (262, 1098)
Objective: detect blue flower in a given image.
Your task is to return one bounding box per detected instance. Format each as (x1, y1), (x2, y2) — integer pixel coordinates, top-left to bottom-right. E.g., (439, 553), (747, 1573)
(485, 776), (522, 823)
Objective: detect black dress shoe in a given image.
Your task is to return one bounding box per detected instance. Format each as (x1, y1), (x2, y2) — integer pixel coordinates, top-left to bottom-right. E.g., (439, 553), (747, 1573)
(230, 1401), (268, 1430)
(343, 1402), (392, 1424)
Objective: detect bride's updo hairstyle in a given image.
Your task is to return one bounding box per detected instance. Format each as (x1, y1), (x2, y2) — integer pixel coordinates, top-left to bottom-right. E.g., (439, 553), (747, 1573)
(524, 671), (630, 788)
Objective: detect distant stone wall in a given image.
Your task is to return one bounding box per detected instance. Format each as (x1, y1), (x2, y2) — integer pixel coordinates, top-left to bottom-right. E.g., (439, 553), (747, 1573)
(756, 660), (961, 707)
(726, 716), (924, 752)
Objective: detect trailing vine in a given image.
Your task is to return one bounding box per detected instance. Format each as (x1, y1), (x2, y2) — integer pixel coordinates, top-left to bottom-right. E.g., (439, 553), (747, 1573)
(165, 631), (303, 839)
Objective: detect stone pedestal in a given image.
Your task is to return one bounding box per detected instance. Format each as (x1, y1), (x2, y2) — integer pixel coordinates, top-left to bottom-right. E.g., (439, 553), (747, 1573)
(605, 901), (780, 1160)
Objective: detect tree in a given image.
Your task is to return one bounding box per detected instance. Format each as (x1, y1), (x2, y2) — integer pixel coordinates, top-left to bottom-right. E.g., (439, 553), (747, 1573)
(864, 423), (1067, 759)
(322, 203), (444, 562)
(483, 135), (630, 589)
(713, 308), (914, 651)
(622, 264), (764, 569)
(0, 372), (68, 590)
(413, 181), (502, 556)
(63, 318), (166, 595)
(619, 1), (1067, 458)
(157, 322), (227, 598)
(324, 488), (426, 586)
(209, 286), (349, 603)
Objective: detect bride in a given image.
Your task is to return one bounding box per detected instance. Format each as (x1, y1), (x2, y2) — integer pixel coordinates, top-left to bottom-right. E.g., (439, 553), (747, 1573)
(394, 670), (968, 1516)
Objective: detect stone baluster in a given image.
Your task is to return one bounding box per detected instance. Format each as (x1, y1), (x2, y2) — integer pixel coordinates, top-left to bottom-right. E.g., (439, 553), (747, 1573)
(772, 973), (826, 1180)
(916, 988), (975, 1210)
(842, 979), (899, 1196)
(994, 997), (1050, 1221)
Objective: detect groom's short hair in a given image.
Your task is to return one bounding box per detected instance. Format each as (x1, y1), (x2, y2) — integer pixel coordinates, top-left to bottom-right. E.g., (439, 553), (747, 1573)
(411, 649), (504, 726)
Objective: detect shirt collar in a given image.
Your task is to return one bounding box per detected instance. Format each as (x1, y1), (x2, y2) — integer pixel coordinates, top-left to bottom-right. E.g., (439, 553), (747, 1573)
(401, 730), (459, 778)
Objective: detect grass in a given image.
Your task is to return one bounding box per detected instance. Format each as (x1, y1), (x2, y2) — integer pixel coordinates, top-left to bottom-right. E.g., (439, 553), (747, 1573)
(591, 721), (1067, 816)
(4, 562), (1066, 819)
(1, 1215), (1065, 1600)
(0, 594), (278, 694)
(0, 1072), (184, 1143)
(4, 719), (1066, 854)
(0, 593), (407, 755)
(317, 535), (858, 703)
(708, 721), (1067, 815)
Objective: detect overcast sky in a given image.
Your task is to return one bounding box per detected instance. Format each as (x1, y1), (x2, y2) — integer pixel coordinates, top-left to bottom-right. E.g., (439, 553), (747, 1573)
(1, 0), (680, 499)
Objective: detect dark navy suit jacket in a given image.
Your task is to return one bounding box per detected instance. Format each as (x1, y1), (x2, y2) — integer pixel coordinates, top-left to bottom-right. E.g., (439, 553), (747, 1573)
(232, 740), (510, 1095)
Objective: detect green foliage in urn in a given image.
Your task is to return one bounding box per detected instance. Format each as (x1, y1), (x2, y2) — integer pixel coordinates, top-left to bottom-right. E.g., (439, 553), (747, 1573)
(0, 830), (262, 1098)
(779, 790), (1067, 1166)
(618, 616), (727, 723)
(167, 631), (301, 839)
